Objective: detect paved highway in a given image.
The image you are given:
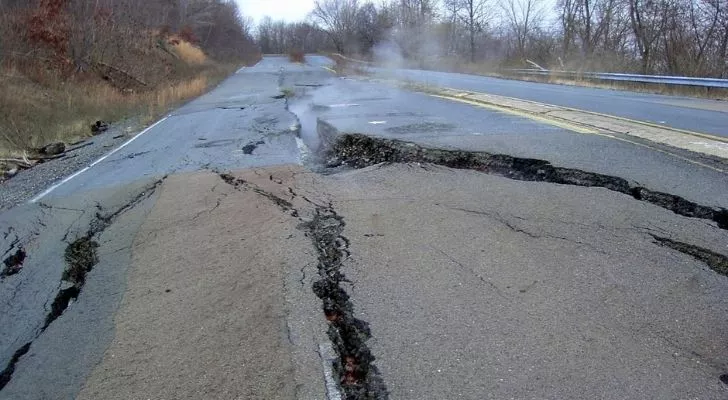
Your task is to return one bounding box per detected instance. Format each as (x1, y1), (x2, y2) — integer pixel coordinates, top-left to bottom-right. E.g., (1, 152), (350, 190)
(374, 66), (728, 137)
(296, 58), (728, 208)
(0, 55), (725, 399)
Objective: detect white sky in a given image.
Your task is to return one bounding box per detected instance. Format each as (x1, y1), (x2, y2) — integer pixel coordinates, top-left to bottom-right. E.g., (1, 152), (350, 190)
(236, 0), (316, 24)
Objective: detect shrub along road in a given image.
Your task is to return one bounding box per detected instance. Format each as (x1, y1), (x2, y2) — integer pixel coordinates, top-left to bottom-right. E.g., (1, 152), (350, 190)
(0, 56), (726, 399)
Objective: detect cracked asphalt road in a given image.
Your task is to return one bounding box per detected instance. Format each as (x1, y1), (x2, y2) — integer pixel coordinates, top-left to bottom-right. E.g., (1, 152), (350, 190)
(0, 55), (727, 399)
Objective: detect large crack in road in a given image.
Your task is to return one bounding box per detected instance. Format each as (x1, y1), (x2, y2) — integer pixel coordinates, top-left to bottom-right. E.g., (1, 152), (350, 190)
(326, 132), (728, 230)
(218, 171), (389, 399)
(652, 235), (728, 276)
(304, 207), (389, 400)
(3, 57), (726, 398)
(0, 178), (164, 392)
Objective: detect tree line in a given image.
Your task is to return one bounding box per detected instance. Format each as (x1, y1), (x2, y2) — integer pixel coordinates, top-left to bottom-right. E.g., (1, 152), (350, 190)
(0, 0), (258, 78)
(257, 0), (728, 77)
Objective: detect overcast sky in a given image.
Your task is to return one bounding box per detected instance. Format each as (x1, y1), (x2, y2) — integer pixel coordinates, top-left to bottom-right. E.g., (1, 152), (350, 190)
(236, 0), (315, 24)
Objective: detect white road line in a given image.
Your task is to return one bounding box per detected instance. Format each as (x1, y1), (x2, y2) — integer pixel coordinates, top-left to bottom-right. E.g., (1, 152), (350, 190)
(29, 116), (169, 203)
(318, 342), (343, 400)
(328, 103), (360, 108)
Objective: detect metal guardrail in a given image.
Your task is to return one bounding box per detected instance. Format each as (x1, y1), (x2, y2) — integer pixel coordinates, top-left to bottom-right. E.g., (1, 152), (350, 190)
(507, 69), (728, 89)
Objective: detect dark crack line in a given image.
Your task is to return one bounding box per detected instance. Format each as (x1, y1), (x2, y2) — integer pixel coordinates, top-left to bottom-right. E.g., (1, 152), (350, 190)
(92, 178), (165, 234)
(219, 173), (297, 216)
(37, 203), (85, 213)
(328, 134), (728, 230)
(0, 178), (164, 392)
(192, 197), (224, 221)
(651, 235), (728, 276)
(432, 246), (509, 299)
(446, 206), (608, 253)
(218, 170), (387, 398)
(303, 207), (389, 399)
(62, 209), (88, 243)
(1, 237), (20, 259)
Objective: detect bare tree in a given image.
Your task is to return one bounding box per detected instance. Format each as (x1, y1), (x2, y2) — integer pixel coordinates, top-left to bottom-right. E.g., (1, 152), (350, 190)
(452, 0), (492, 62)
(629, 0), (670, 73)
(312, 0), (360, 53)
(501, 0), (545, 59)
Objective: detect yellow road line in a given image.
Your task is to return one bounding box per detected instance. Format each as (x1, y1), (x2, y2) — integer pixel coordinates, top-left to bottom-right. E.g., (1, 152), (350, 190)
(430, 93), (728, 174)
(441, 87), (728, 144)
(322, 66), (337, 74)
(585, 131), (728, 174)
(430, 94), (598, 134)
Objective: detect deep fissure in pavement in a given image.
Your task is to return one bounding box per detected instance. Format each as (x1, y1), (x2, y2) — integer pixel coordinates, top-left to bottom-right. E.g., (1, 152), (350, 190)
(218, 172), (388, 399)
(0, 343), (31, 390)
(652, 235), (728, 276)
(303, 208), (388, 400)
(327, 134), (728, 230)
(0, 179), (163, 392)
(42, 237), (99, 330)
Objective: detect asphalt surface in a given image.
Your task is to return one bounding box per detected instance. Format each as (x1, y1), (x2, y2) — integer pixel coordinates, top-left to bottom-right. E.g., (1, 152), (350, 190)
(0, 55), (726, 399)
(0, 57), (332, 399)
(327, 163), (728, 399)
(296, 72), (728, 208)
(373, 66), (728, 137)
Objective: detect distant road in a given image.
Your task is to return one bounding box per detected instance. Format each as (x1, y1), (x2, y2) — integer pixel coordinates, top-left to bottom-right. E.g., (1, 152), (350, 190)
(372, 66), (728, 137)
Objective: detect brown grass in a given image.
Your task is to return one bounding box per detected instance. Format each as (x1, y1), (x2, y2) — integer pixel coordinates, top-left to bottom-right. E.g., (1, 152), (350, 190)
(0, 62), (237, 156)
(289, 50), (306, 64)
(171, 39), (208, 66)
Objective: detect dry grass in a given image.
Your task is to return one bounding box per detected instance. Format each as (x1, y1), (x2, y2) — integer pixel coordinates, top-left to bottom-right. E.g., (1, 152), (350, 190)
(0, 63), (236, 156)
(171, 39), (208, 66)
(289, 50), (306, 64)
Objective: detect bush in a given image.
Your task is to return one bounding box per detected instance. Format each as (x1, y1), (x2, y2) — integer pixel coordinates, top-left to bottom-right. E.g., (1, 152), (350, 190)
(289, 50), (306, 63)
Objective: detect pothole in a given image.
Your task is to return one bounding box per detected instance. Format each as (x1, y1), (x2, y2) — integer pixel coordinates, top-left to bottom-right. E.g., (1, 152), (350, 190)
(1, 248), (26, 278)
(44, 236), (99, 329)
(242, 140), (265, 155)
